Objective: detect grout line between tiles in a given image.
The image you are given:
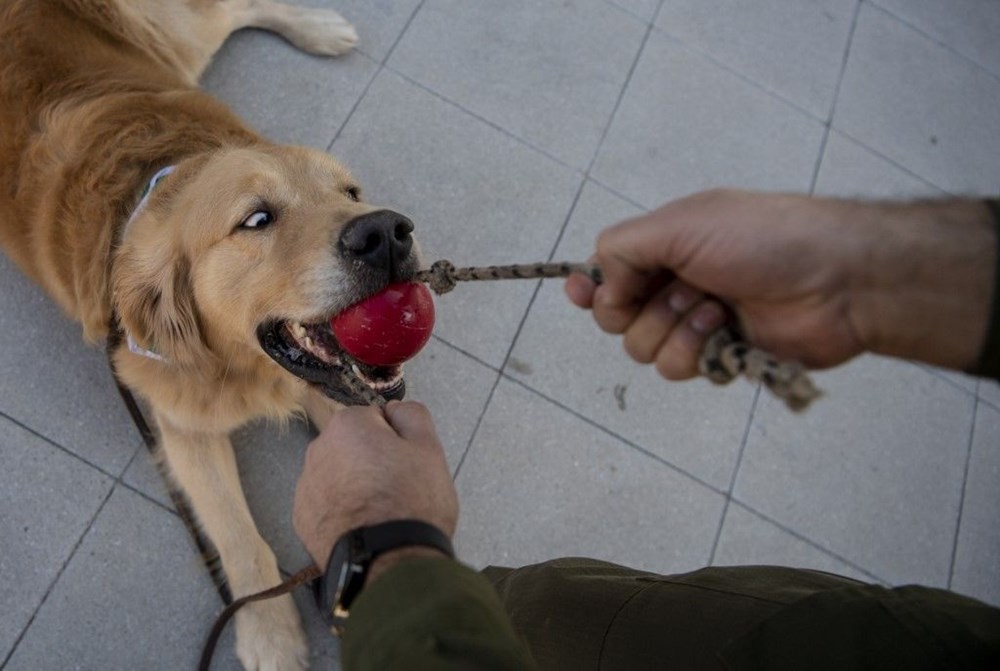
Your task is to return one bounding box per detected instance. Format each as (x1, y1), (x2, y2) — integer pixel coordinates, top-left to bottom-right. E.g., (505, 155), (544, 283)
(978, 391), (1000, 414)
(918, 365), (981, 398)
(324, 53), (382, 153)
(451, 176), (590, 480)
(810, 0), (863, 194)
(430, 334), (501, 373)
(498, 373), (889, 586)
(500, 372), (727, 497)
(726, 499), (887, 584)
(449, 370), (502, 481)
(599, 0), (661, 25)
(1, 486), (116, 670)
(650, 25), (827, 127)
(808, 127), (832, 196)
(0, 409), (132, 482)
(325, 1), (427, 153)
(582, 18), (657, 172)
(708, 385), (762, 564)
(584, 175), (652, 212)
(947, 396), (980, 589)
(865, 1), (1000, 85)
(650, 0), (667, 27)
(826, 0), (864, 129)
(825, 129), (956, 196)
(382, 66), (586, 176)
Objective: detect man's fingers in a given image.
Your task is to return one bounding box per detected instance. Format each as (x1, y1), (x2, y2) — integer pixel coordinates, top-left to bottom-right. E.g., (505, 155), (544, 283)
(307, 405), (392, 466)
(564, 272), (597, 309)
(594, 209), (689, 306)
(323, 404), (390, 438)
(653, 300), (727, 380)
(384, 401), (441, 445)
(622, 281), (702, 364)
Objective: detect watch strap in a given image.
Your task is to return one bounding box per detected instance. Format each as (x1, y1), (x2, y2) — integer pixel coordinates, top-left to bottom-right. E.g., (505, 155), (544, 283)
(359, 519), (455, 560)
(315, 519), (454, 631)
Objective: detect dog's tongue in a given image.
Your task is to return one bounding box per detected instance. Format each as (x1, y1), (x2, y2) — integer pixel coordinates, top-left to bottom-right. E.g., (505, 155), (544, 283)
(331, 282), (435, 367)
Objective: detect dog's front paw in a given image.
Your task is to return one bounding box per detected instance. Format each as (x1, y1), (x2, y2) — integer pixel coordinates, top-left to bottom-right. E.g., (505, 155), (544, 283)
(283, 8), (359, 56)
(235, 594), (309, 671)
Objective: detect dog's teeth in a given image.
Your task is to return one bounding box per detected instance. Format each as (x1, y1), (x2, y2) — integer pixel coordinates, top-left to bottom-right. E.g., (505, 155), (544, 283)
(351, 364), (363, 377)
(304, 336), (314, 349)
(294, 323), (307, 338)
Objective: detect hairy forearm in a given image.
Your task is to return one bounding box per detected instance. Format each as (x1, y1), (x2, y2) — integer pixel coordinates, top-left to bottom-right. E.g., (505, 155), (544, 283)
(845, 199), (996, 370)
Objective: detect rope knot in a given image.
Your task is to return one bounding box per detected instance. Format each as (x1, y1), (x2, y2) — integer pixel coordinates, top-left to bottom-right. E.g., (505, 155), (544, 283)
(425, 260), (458, 295)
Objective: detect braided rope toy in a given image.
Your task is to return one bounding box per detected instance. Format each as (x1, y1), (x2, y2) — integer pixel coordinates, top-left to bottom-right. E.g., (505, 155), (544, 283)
(338, 260), (822, 412)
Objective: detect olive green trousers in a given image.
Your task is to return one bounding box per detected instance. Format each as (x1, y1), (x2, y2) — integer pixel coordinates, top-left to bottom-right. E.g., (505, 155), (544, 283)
(484, 558), (1000, 670)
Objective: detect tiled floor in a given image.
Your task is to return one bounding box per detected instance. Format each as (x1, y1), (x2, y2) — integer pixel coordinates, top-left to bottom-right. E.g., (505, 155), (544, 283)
(2, 1), (999, 669)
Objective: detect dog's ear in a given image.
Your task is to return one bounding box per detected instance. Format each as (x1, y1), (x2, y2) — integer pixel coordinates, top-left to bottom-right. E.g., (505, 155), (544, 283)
(112, 240), (209, 368)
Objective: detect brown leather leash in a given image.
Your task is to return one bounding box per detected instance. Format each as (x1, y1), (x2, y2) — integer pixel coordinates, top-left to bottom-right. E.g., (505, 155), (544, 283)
(197, 565), (322, 671)
(108, 260), (820, 670)
(106, 317), (233, 606)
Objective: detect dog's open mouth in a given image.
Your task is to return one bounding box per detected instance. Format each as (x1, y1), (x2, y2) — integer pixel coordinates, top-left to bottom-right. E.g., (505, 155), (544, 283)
(257, 318), (405, 405)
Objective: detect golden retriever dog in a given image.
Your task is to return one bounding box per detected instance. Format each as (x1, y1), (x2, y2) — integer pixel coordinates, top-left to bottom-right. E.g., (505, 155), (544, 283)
(0, 1), (420, 668)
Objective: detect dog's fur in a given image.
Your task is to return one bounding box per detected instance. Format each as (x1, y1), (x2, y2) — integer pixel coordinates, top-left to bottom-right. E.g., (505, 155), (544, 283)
(0, 2), (413, 668)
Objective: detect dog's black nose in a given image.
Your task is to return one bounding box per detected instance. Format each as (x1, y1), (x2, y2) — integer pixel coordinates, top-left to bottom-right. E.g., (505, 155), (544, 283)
(339, 210), (414, 272)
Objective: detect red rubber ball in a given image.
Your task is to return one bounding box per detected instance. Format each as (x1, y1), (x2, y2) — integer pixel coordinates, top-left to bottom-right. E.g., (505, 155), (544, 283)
(331, 282), (435, 367)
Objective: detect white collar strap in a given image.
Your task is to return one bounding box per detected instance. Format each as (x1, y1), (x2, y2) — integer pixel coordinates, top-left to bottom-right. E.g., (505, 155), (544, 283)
(127, 332), (166, 362)
(122, 165), (175, 362)
(124, 165), (175, 232)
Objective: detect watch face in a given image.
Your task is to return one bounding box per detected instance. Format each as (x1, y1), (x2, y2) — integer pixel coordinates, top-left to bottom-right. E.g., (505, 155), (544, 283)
(322, 531), (367, 632)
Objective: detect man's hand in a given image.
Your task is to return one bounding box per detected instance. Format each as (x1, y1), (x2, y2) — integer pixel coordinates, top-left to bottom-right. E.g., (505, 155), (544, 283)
(566, 189), (995, 377)
(293, 401), (458, 571)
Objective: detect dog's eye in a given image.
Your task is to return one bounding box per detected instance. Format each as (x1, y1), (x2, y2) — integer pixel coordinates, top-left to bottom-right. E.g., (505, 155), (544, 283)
(240, 210), (274, 230)
(346, 187), (361, 202)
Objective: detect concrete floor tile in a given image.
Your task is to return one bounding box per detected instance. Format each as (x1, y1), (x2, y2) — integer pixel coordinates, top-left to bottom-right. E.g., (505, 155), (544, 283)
(592, 31), (824, 209)
(332, 69), (582, 367)
(509, 182), (756, 490)
(951, 401), (1000, 607)
(834, 5), (1000, 194)
(455, 379), (726, 575)
(402, 338), (499, 469)
(814, 131), (944, 198)
(713, 503), (875, 583)
(656, 0), (857, 118)
(0, 256), (143, 475)
(5, 487), (232, 671)
(0, 418), (113, 661)
(201, 23), (378, 148)
(736, 355), (975, 587)
(873, 0), (1000, 77)
(232, 419), (317, 574)
(389, 0), (646, 169)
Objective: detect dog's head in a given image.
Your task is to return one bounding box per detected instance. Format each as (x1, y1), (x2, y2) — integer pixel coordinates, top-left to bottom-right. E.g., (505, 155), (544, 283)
(112, 145), (420, 404)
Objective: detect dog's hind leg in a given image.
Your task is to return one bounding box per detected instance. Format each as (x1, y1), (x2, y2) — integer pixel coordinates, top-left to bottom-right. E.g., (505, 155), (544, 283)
(156, 419), (308, 671)
(237, 0), (359, 57)
(119, 1), (357, 84)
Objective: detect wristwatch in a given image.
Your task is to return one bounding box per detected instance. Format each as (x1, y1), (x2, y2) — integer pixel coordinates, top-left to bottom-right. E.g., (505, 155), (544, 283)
(314, 519), (454, 634)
